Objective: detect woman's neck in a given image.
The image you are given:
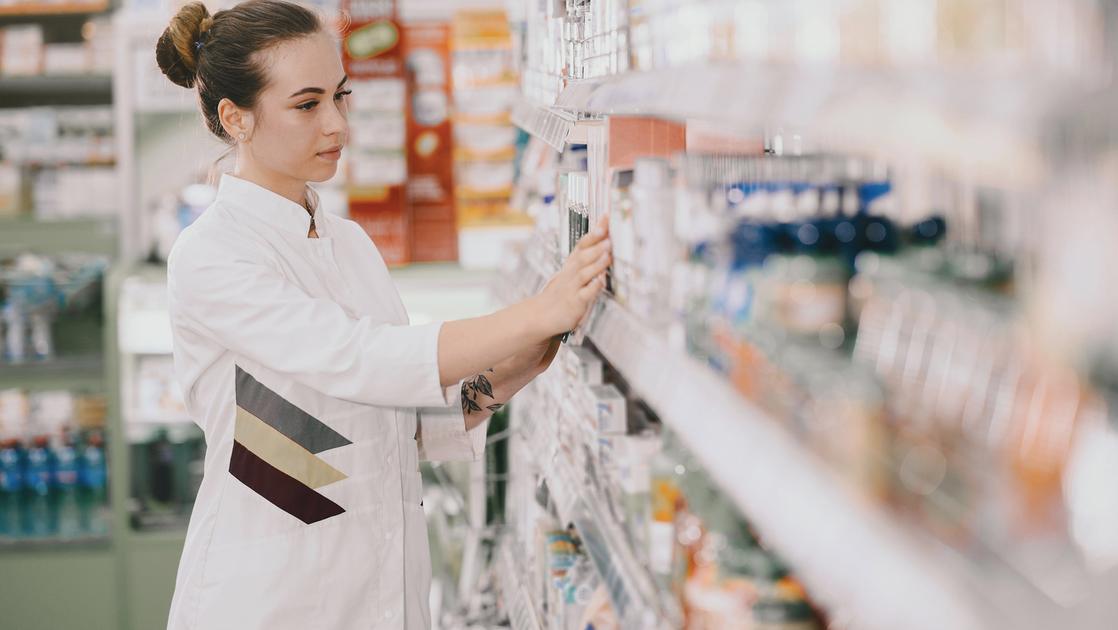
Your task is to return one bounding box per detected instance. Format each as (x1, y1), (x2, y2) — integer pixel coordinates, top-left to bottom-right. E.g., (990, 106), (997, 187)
(233, 162), (309, 211)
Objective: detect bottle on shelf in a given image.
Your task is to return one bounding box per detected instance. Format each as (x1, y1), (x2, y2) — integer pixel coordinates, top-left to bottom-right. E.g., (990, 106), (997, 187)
(22, 434), (54, 537)
(0, 438), (24, 538)
(648, 431), (685, 590)
(52, 430), (81, 538)
(78, 430), (107, 536)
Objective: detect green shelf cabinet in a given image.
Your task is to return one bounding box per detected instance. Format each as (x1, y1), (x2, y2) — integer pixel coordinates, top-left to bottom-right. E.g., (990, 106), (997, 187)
(0, 548), (120, 630)
(0, 216), (117, 258)
(106, 263), (188, 629)
(0, 262), (188, 630)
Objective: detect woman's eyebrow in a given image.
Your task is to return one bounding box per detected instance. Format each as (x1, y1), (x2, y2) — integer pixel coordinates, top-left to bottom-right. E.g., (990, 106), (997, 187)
(288, 76), (349, 98)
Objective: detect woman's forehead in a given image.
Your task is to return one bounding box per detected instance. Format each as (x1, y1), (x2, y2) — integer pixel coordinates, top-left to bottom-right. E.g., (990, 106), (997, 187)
(261, 32), (345, 97)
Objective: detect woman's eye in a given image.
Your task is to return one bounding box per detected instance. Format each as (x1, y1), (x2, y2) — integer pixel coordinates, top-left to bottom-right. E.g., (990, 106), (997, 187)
(334, 89), (352, 102)
(297, 100), (319, 111)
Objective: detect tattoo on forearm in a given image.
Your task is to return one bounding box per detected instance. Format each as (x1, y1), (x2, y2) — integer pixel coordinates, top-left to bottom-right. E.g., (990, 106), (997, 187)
(461, 368), (499, 415)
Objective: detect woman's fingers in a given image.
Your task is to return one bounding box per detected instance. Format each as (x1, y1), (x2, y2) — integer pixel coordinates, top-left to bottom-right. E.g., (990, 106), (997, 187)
(575, 239), (611, 264)
(578, 253), (612, 284)
(575, 221), (610, 251)
(577, 274), (606, 302)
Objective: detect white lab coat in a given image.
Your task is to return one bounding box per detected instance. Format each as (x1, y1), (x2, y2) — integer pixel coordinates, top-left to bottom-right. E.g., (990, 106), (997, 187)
(164, 174), (487, 630)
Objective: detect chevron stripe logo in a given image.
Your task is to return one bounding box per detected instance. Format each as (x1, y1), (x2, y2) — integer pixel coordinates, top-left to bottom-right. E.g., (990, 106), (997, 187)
(230, 366), (351, 524)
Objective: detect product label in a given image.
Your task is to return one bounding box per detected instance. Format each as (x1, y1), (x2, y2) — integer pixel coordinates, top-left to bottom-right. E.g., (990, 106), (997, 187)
(404, 22), (457, 262)
(0, 450), (20, 492)
(343, 0), (409, 262)
(342, 0), (402, 78)
(80, 449), (106, 489)
(0, 470), (19, 492)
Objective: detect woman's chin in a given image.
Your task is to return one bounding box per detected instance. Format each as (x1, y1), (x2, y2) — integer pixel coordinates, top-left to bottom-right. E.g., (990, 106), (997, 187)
(306, 162), (339, 183)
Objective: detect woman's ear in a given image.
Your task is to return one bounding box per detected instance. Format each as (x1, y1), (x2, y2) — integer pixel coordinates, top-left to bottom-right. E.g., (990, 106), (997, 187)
(217, 97), (252, 141)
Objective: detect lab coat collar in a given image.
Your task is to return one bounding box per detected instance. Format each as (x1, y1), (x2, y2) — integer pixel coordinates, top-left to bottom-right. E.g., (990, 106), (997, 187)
(217, 173), (324, 237)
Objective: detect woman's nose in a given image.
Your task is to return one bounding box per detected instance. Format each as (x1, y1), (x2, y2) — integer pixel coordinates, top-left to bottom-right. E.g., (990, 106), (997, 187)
(323, 104), (347, 138)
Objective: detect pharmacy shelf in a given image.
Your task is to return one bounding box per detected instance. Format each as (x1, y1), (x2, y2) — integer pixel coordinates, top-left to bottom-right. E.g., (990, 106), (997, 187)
(0, 75), (113, 106)
(0, 533), (111, 551)
(588, 298), (1091, 630)
(0, 216), (116, 257)
(530, 62), (1093, 187)
(499, 540), (544, 630)
(12, 158), (116, 169)
(0, 355), (105, 391)
(511, 98), (576, 152)
(123, 410), (193, 427)
(569, 497), (677, 630)
(501, 251), (1104, 630)
(517, 371), (681, 629)
(128, 528), (187, 549)
(0, 0), (108, 16)
(550, 460), (677, 629)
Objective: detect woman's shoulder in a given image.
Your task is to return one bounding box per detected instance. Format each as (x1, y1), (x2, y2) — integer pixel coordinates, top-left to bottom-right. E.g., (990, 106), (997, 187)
(321, 212), (367, 242)
(324, 214), (391, 263)
(166, 202), (273, 280)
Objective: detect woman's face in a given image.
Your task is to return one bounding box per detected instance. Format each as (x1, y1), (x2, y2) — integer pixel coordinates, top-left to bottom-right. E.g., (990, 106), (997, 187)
(244, 31), (350, 184)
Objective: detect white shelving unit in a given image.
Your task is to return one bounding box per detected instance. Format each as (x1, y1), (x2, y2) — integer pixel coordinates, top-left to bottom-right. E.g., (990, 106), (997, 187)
(113, 10), (223, 263)
(517, 61), (1105, 189)
(510, 98), (577, 152)
(516, 394), (681, 629)
(497, 5), (1118, 624)
(498, 248), (1118, 630)
(499, 540), (544, 630)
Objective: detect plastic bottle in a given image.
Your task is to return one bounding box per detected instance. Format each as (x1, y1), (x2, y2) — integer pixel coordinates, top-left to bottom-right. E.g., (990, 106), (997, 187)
(29, 310), (54, 360)
(0, 439), (24, 537)
(150, 428), (174, 504)
(648, 432), (685, 589)
(2, 302), (27, 363)
(78, 431), (108, 535)
(22, 435), (53, 537)
(52, 432), (81, 538)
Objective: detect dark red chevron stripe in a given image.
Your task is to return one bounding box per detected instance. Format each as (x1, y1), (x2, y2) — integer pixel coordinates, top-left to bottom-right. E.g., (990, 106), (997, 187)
(229, 440), (345, 524)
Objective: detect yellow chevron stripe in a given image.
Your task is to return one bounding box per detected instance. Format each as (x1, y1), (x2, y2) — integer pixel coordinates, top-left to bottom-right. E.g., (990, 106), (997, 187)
(234, 406), (347, 489)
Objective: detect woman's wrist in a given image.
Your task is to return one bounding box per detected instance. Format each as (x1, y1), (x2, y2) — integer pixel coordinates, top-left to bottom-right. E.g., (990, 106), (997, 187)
(517, 294), (556, 342)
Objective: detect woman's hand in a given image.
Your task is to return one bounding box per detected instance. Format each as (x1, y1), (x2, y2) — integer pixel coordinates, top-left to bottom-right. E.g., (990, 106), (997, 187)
(435, 216), (609, 388)
(533, 215), (612, 337)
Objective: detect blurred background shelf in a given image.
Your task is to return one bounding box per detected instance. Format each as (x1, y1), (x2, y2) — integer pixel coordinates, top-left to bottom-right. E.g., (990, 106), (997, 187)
(499, 540), (544, 630)
(0, 532), (111, 551)
(521, 62), (1102, 188)
(0, 74), (113, 106)
(0, 1), (108, 17)
(530, 419), (679, 629)
(0, 355), (105, 391)
(0, 216), (117, 257)
(510, 98), (575, 151)
(504, 249), (1116, 630)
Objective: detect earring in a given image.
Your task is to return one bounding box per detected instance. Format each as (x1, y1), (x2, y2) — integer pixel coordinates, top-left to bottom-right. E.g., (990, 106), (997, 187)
(238, 132), (247, 141)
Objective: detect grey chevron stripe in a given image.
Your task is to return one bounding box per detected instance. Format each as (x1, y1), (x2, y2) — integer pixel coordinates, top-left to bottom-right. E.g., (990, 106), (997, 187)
(235, 366), (352, 454)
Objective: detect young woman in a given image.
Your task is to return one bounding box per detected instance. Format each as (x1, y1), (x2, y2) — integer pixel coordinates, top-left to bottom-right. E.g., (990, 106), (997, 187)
(156, 2), (610, 627)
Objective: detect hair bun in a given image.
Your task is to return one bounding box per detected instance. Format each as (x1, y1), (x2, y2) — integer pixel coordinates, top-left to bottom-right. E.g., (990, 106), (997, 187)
(155, 2), (214, 89)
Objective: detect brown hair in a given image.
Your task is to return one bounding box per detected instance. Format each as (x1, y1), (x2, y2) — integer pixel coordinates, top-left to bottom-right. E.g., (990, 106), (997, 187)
(155, 0), (323, 143)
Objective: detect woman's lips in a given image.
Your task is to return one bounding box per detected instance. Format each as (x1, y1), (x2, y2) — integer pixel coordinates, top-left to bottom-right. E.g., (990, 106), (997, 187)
(317, 147), (342, 161)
